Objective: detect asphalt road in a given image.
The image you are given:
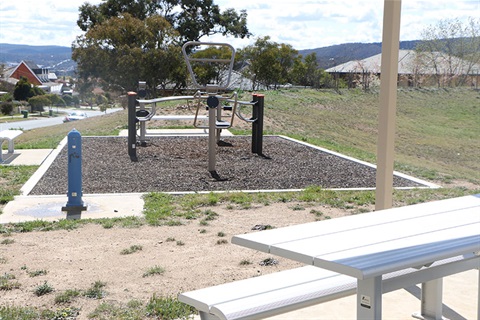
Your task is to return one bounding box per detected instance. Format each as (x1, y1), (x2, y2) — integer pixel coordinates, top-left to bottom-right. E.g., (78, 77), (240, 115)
(0, 108), (122, 131)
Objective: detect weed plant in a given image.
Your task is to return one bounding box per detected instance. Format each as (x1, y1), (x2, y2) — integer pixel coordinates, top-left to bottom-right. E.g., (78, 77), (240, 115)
(54, 289), (81, 304)
(34, 281), (54, 296)
(1, 238), (14, 245)
(145, 295), (195, 320)
(120, 245), (143, 255)
(84, 281), (107, 299)
(143, 265), (165, 278)
(28, 269), (48, 277)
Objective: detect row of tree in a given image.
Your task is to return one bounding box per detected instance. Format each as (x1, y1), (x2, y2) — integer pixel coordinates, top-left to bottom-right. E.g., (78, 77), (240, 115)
(415, 17), (480, 87)
(73, 0), (249, 96)
(0, 77), (80, 115)
(72, 0), (338, 96)
(72, 1), (479, 97)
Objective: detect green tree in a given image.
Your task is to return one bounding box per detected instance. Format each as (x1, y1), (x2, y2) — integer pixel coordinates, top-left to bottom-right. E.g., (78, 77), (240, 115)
(291, 53), (322, 87)
(62, 94), (73, 106)
(416, 17), (480, 87)
(77, 0), (251, 44)
(189, 46), (234, 87)
(239, 37), (298, 90)
(73, 13), (182, 93)
(0, 102), (13, 115)
(13, 77), (33, 101)
(74, 1), (251, 94)
(28, 95), (50, 113)
(46, 94), (66, 107)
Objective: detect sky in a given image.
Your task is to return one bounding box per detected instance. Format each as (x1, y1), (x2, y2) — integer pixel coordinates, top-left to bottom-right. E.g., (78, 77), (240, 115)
(0, 0), (478, 50)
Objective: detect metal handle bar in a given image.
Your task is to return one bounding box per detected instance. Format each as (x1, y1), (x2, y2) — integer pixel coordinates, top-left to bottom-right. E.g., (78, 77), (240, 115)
(182, 41), (236, 91)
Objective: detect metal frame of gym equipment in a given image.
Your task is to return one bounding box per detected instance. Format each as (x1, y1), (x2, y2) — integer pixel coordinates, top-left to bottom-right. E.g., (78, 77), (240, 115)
(127, 41), (265, 174)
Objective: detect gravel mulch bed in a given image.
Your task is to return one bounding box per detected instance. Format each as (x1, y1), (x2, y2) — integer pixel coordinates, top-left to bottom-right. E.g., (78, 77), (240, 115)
(29, 136), (425, 195)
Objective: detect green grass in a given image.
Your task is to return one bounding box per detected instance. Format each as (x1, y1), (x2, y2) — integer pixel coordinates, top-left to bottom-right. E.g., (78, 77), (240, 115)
(0, 166), (38, 205)
(28, 269), (48, 277)
(260, 88), (480, 183)
(143, 265), (166, 278)
(33, 281), (54, 296)
(84, 281), (107, 299)
(0, 306), (80, 320)
(54, 289), (82, 304)
(13, 109), (127, 149)
(0, 273), (20, 291)
(0, 238), (14, 245)
(120, 245), (143, 255)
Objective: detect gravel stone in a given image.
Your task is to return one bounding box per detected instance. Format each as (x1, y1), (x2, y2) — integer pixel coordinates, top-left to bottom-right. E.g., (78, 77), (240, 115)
(29, 136), (424, 195)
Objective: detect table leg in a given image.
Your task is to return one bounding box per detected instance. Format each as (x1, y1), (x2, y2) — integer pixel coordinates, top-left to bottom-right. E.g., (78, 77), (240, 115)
(412, 278), (443, 320)
(357, 276), (382, 319)
(199, 311), (221, 320)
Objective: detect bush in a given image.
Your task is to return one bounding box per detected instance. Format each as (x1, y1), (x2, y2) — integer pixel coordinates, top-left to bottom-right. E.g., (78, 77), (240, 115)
(146, 295), (195, 320)
(28, 95), (50, 112)
(62, 94), (73, 106)
(0, 102), (13, 115)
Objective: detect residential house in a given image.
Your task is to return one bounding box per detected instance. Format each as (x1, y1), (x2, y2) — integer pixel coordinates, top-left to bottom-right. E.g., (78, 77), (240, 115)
(325, 50), (480, 89)
(6, 60), (64, 94)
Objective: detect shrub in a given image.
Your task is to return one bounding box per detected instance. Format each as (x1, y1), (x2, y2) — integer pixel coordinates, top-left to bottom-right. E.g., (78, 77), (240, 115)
(120, 245), (143, 255)
(143, 265), (165, 278)
(145, 295), (195, 320)
(34, 281), (54, 296)
(54, 289), (81, 304)
(84, 281), (107, 299)
(0, 102), (13, 115)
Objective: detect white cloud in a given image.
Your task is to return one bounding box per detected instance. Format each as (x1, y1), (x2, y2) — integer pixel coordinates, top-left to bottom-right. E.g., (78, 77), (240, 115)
(0, 0), (103, 47)
(0, 0), (478, 49)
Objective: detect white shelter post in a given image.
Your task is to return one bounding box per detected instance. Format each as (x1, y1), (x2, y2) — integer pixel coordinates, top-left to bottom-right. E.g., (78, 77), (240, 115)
(375, 0), (402, 211)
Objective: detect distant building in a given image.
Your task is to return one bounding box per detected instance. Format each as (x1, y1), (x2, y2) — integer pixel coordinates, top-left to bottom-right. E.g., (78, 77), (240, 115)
(325, 50), (480, 88)
(5, 60), (64, 93)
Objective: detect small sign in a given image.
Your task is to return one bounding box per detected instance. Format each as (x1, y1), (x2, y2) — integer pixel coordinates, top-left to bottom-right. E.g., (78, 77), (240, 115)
(360, 295), (371, 309)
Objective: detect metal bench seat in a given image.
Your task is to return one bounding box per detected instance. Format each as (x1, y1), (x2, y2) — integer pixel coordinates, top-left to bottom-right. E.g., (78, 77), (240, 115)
(179, 254), (477, 320)
(0, 129), (23, 162)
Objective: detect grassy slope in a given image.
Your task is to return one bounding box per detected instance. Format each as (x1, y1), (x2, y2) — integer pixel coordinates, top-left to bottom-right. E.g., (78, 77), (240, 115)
(251, 88), (479, 184)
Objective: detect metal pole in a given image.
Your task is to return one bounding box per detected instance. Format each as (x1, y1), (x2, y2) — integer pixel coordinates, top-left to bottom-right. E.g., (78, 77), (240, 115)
(127, 91), (138, 162)
(375, 0), (402, 211)
(139, 102), (147, 147)
(252, 94), (265, 155)
(206, 95), (220, 172)
(216, 102), (222, 143)
(62, 129), (87, 220)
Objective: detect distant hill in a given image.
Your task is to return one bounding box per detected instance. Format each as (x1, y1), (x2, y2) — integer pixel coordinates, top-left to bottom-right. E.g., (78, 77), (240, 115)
(0, 43), (75, 75)
(1, 40), (422, 74)
(299, 40), (420, 69)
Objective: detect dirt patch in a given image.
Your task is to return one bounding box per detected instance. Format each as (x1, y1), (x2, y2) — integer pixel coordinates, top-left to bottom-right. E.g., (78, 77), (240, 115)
(0, 202), (346, 317)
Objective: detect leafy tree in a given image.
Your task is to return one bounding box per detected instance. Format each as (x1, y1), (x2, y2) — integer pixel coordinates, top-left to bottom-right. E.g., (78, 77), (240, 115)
(13, 77), (33, 101)
(239, 37), (298, 90)
(416, 17), (480, 87)
(73, 13), (184, 93)
(1, 102), (13, 116)
(72, 96), (80, 107)
(28, 95), (50, 113)
(0, 79), (15, 93)
(46, 94), (66, 107)
(74, 1), (251, 94)
(189, 46), (235, 87)
(62, 94), (73, 106)
(0, 92), (13, 103)
(77, 0), (251, 44)
(291, 53), (323, 87)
